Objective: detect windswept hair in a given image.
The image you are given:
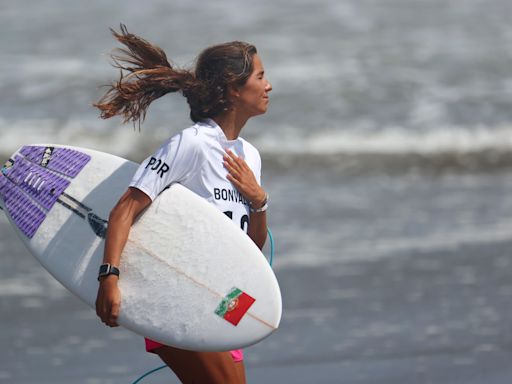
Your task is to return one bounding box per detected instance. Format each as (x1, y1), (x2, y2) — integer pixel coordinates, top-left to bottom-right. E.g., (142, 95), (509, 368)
(94, 24), (257, 125)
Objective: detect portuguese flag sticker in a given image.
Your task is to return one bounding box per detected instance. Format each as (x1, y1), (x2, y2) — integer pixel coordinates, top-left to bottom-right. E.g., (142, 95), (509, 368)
(215, 287), (256, 326)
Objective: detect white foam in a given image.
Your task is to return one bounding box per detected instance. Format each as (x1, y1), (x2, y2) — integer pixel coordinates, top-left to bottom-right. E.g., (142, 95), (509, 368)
(0, 117), (153, 160)
(4, 117), (512, 161)
(255, 124), (512, 156)
(275, 221), (512, 268)
(2, 54), (105, 79)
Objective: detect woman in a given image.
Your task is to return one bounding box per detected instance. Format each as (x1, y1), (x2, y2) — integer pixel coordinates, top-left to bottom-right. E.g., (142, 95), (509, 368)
(94, 25), (271, 384)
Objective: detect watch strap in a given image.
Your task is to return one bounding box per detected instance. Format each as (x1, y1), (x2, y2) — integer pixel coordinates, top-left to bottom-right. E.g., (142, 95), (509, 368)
(98, 263), (120, 281)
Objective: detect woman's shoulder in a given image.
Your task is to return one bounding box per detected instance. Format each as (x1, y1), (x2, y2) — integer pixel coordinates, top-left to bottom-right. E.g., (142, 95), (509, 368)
(144, 124), (205, 163)
(157, 122), (208, 148)
(180, 122), (217, 152)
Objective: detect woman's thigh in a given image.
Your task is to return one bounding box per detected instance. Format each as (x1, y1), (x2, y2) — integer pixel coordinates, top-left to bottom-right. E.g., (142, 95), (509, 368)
(155, 345), (246, 384)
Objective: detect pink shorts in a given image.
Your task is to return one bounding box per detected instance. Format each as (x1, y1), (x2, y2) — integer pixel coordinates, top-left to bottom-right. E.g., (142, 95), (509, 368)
(144, 338), (244, 362)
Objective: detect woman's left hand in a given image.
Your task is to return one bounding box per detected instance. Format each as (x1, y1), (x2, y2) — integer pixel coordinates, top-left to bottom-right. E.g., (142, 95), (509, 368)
(223, 149), (266, 207)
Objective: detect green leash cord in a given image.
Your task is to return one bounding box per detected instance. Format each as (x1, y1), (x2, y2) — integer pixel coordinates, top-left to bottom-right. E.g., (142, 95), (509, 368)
(267, 227), (274, 267)
(132, 365), (167, 384)
(131, 227), (275, 384)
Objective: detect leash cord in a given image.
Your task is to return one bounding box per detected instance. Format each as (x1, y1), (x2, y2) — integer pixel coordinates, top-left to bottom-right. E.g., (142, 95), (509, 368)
(131, 365), (167, 384)
(267, 227), (274, 267)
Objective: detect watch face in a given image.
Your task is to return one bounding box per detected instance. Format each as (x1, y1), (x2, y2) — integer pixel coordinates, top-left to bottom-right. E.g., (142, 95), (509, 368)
(99, 264), (110, 275)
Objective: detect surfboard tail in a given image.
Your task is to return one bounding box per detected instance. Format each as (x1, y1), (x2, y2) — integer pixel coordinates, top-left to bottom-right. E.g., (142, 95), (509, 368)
(0, 177), (6, 211)
(0, 145), (94, 238)
(1, 157), (15, 211)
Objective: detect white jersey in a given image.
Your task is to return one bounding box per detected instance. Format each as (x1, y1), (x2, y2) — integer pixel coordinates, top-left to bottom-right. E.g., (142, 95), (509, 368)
(129, 119), (262, 233)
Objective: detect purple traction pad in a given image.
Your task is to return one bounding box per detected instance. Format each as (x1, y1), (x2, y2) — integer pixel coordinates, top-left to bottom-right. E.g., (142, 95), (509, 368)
(0, 175), (46, 239)
(9, 155), (71, 211)
(19, 146), (91, 178)
(0, 146), (91, 238)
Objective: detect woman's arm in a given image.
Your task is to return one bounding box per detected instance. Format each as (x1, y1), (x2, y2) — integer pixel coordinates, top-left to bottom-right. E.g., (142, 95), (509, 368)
(95, 187), (152, 327)
(223, 149), (267, 249)
(248, 208), (267, 250)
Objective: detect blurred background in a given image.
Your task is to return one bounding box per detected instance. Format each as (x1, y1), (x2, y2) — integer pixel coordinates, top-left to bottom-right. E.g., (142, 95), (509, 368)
(2, 0), (512, 383)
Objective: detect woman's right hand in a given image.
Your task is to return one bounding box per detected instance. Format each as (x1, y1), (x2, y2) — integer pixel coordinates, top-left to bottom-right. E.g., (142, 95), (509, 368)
(96, 276), (121, 327)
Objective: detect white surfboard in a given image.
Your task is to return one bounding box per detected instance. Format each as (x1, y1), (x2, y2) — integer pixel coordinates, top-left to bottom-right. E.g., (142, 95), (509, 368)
(0, 144), (281, 351)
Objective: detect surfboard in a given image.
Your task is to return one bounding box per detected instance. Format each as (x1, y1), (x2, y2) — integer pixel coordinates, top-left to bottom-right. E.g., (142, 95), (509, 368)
(0, 144), (282, 351)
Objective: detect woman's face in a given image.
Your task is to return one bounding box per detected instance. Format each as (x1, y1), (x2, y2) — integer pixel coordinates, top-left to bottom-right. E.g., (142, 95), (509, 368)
(233, 54), (272, 118)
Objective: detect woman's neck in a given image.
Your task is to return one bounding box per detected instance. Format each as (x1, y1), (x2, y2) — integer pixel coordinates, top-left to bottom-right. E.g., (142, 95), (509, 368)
(212, 111), (248, 140)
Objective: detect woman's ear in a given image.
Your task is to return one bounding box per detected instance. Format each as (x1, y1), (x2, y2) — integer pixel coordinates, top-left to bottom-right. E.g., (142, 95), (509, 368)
(227, 84), (240, 101)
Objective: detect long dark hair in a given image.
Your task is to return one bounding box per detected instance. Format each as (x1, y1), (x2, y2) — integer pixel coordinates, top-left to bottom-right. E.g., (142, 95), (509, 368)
(94, 24), (257, 125)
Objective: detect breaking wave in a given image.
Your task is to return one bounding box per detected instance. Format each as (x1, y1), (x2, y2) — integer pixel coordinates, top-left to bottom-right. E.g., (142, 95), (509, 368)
(2, 118), (512, 174)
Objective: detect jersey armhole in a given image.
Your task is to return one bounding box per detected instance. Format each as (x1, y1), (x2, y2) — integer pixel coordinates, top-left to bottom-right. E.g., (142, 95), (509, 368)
(128, 184), (156, 202)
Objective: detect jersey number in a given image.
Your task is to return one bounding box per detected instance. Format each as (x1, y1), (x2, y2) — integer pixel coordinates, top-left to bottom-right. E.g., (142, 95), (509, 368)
(223, 211), (249, 233)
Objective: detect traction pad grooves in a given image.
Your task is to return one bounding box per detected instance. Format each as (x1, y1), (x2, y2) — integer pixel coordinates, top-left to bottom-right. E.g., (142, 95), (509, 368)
(0, 146), (90, 238)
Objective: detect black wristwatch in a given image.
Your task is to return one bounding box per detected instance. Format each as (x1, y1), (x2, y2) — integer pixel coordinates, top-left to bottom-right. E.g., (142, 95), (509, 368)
(98, 263), (120, 281)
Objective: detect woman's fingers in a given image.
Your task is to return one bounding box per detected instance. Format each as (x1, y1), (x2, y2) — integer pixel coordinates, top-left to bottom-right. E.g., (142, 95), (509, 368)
(223, 151), (247, 182)
(96, 282), (121, 327)
(224, 149), (249, 169)
(223, 152), (242, 178)
(223, 150), (265, 204)
(98, 303), (117, 327)
(226, 173), (242, 189)
(223, 151), (241, 171)
(224, 160), (240, 178)
(109, 302), (120, 327)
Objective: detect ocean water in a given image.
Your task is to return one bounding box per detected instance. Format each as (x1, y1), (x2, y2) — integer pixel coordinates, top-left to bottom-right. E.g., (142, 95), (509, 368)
(2, 0), (512, 383)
